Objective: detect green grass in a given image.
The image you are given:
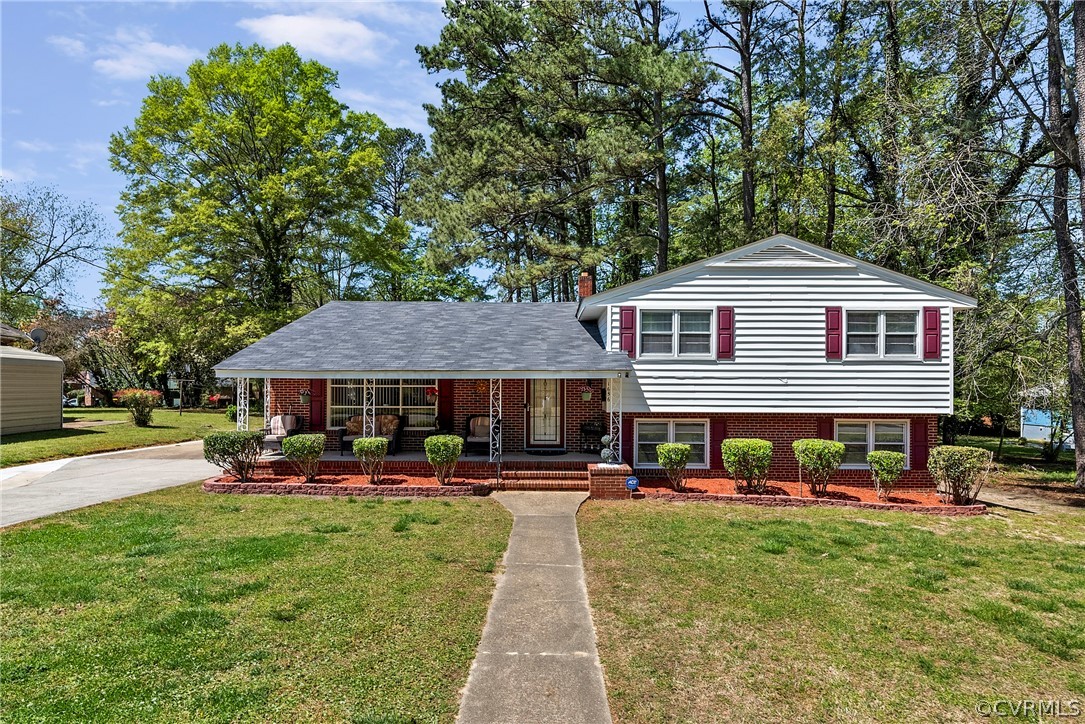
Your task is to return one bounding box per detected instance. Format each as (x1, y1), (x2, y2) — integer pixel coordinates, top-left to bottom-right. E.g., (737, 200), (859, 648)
(1, 484), (510, 722)
(0, 408), (257, 467)
(579, 502), (1085, 722)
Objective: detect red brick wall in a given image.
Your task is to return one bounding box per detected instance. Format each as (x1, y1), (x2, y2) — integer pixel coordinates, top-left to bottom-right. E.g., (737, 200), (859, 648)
(624, 412), (939, 489)
(267, 379), (318, 432)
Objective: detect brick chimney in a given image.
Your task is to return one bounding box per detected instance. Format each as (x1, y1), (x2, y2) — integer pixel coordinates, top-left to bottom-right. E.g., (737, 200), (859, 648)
(578, 271), (594, 300)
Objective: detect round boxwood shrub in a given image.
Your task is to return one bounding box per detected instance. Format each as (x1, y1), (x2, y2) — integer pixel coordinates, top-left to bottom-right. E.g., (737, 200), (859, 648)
(928, 445), (992, 505)
(281, 433), (326, 484)
(203, 430), (264, 482)
(353, 436), (389, 485)
(721, 438), (773, 494)
(792, 438), (846, 497)
(425, 434), (463, 486)
(114, 388), (162, 427)
(657, 443), (692, 492)
(867, 450), (906, 501)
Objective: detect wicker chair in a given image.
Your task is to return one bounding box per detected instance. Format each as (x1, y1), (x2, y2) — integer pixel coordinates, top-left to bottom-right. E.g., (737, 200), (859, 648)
(340, 414), (406, 456)
(463, 414), (496, 455)
(263, 414), (302, 452)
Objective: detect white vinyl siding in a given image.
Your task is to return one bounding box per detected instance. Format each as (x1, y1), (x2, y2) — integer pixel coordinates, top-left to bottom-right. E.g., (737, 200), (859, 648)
(605, 266), (954, 414)
(634, 419), (708, 468)
(835, 420), (909, 469)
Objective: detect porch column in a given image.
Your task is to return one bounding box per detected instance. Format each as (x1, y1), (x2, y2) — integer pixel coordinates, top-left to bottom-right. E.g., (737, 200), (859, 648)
(489, 378), (502, 462)
(362, 378), (375, 437)
(607, 376), (622, 463)
(236, 377), (249, 431)
(262, 377), (270, 429)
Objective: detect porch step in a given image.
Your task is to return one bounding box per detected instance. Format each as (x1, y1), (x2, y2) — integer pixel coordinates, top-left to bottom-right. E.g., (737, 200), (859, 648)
(500, 470), (589, 481)
(496, 481), (590, 492)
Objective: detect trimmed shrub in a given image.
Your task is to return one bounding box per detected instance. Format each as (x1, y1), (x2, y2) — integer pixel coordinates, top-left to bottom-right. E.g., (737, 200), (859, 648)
(225, 404), (238, 422)
(114, 388), (162, 427)
(425, 434), (463, 486)
(792, 439), (846, 497)
(867, 450), (906, 500)
(281, 434), (326, 484)
(203, 431), (264, 482)
(353, 437), (389, 485)
(600, 434), (617, 463)
(721, 438), (773, 494)
(657, 443), (692, 492)
(928, 445), (992, 505)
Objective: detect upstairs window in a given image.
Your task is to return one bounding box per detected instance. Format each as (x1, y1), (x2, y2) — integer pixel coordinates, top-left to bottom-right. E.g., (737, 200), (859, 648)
(836, 420), (909, 468)
(640, 310), (713, 357)
(846, 311), (917, 357)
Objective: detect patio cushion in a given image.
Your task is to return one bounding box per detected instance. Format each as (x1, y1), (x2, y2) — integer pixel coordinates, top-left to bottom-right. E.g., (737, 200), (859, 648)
(378, 415), (400, 435)
(468, 416), (489, 440)
(268, 415), (296, 437)
(345, 416), (364, 435)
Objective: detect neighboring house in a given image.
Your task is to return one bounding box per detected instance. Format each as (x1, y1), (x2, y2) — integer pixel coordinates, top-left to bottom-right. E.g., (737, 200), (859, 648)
(0, 345), (65, 435)
(214, 234), (977, 486)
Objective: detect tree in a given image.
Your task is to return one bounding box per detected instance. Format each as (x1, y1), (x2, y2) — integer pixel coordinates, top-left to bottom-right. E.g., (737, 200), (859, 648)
(0, 182), (105, 323)
(107, 43), (386, 375)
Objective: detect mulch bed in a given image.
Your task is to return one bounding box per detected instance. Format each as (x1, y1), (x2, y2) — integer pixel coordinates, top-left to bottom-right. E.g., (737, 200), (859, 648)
(637, 477), (986, 516)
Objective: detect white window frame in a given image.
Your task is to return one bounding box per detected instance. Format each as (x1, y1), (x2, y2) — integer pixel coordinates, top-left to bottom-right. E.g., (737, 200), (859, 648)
(834, 419), (910, 470)
(634, 419), (710, 469)
(638, 309), (714, 359)
(844, 310), (920, 360)
(327, 378), (438, 430)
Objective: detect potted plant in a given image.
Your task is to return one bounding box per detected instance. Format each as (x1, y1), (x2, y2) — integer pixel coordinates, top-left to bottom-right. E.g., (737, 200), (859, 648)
(425, 386), (439, 404)
(599, 434), (617, 464)
(579, 383), (593, 401)
(299, 389), (311, 404)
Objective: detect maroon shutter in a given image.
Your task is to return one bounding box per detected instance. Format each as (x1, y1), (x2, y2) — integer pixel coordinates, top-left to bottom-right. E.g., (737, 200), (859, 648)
(309, 379), (326, 431)
(922, 307), (941, 360)
(911, 417), (930, 470)
(710, 418), (727, 469)
(621, 416), (634, 466)
(619, 306), (637, 358)
(816, 416), (834, 441)
(825, 307), (843, 359)
(716, 306), (734, 360)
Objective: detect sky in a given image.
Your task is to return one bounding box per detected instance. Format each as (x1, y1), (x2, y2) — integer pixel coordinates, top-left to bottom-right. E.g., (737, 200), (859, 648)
(0, 0), (452, 311)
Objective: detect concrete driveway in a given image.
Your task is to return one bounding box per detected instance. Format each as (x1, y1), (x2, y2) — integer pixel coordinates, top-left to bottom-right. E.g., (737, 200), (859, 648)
(1, 441), (217, 527)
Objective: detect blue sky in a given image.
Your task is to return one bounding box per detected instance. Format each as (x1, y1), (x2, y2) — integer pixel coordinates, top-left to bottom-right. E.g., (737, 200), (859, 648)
(1, 0), (450, 310)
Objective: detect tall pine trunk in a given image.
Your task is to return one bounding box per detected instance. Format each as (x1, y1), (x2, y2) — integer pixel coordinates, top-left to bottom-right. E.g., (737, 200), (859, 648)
(739, 2), (755, 238)
(1069, 0), (1085, 488)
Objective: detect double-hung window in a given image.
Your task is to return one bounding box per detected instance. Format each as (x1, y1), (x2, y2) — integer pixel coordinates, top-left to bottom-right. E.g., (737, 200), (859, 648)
(635, 420), (708, 467)
(846, 311), (918, 357)
(640, 310), (712, 357)
(835, 420), (909, 468)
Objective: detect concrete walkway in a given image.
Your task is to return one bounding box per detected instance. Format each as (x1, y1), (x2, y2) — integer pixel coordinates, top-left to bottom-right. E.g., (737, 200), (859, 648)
(1, 441), (217, 527)
(458, 492), (611, 724)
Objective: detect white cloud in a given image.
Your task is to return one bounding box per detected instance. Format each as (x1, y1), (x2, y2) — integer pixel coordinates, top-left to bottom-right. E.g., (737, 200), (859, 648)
(47, 35), (87, 58)
(15, 140), (58, 153)
(93, 98), (130, 107)
(67, 141), (109, 174)
(237, 12), (391, 63)
(341, 87), (434, 133)
(247, 1), (443, 27)
(91, 27), (199, 80)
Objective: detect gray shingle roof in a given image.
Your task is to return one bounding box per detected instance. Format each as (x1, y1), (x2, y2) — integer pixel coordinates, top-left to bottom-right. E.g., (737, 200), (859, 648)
(214, 302), (630, 377)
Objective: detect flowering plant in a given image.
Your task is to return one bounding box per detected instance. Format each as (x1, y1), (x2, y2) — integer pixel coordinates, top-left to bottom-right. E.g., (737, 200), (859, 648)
(578, 384), (593, 394)
(425, 387), (439, 396)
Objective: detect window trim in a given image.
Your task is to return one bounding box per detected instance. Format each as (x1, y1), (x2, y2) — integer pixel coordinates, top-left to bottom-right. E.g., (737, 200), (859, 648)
(634, 418), (710, 469)
(844, 310), (920, 360)
(637, 309), (715, 359)
(327, 378), (438, 431)
(834, 419), (911, 470)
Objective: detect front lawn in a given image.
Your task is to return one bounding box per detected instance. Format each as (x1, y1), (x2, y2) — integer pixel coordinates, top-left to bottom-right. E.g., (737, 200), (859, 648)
(959, 435), (1082, 507)
(580, 502), (1085, 722)
(0, 408), (253, 467)
(1, 485), (510, 722)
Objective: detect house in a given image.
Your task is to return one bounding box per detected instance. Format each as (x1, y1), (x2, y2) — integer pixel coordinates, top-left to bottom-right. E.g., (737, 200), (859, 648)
(0, 345), (65, 435)
(213, 234), (977, 487)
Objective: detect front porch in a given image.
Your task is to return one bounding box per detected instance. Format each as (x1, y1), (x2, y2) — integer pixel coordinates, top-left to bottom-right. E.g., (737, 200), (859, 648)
(238, 374), (625, 465)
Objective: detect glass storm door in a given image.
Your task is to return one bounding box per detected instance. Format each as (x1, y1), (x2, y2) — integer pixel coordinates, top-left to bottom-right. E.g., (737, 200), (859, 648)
(528, 379), (562, 446)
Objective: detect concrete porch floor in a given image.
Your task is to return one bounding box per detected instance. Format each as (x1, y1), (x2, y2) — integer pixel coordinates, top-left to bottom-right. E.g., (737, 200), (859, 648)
(262, 450), (602, 464)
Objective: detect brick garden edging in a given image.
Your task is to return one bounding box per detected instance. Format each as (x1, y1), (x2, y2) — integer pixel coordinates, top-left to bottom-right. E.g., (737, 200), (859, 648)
(645, 491), (987, 516)
(202, 479), (492, 498)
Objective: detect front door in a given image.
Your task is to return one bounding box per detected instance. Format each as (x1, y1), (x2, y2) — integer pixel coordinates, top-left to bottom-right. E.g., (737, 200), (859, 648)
(527, 379), (563, 447)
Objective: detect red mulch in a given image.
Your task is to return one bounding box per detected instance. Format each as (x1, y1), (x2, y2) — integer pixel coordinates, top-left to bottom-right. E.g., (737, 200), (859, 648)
(639, 477), (947, 506)
(222, 473), (486, 487)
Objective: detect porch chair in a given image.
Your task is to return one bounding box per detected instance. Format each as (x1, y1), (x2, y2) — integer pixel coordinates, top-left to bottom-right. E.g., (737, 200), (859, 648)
(463, 414), (497, 456)
(263, 414), (302, 452)
(340, 414), (407, 456)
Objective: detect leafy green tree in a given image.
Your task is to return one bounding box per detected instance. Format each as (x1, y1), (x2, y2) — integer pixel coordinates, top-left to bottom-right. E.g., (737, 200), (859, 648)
(107, 43), (385, 369)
